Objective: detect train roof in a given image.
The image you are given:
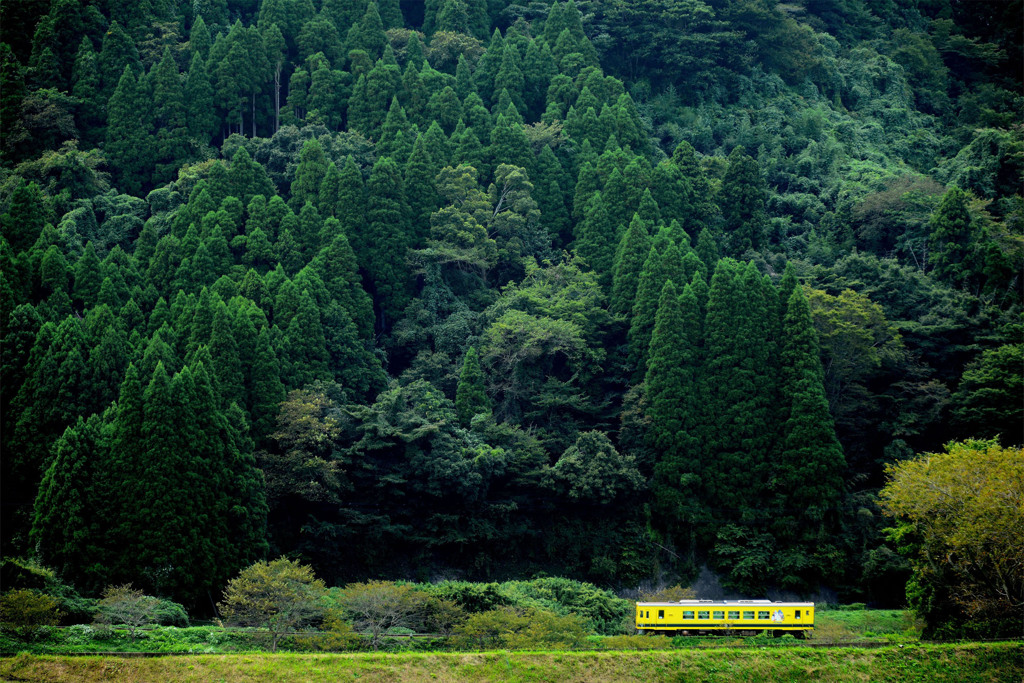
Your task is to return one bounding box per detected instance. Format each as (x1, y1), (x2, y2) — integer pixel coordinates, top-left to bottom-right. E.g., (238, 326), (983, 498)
(636, 600), (814, 606)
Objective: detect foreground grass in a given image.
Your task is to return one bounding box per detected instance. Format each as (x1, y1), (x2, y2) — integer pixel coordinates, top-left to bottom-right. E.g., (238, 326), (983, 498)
(1, 642), (1020, 683)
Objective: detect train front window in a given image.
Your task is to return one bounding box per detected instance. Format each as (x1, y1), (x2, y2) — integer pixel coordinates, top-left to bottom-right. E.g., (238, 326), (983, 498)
(728, 611), (740, 619)
(743, 611), (754, 619)
(698, 611), (709, 619)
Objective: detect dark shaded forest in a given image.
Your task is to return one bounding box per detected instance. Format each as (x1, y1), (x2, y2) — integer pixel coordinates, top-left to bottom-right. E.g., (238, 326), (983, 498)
(1, 0), (1021, 623)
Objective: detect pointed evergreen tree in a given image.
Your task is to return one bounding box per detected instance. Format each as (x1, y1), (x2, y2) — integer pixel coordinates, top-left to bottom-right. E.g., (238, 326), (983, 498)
(70, 38), (104, 145)
(209, 303), (245, 407)
(318, 161), (343, 218)
(333, 156), (367, 254)
(98, 21), (140, 100)
(31, 414), (111, 593)
(433, 0), (469, 34)
(377, 0), (403, 29)
(364, 156), (414, 327)
(702, 259), (775, 524)
(610, 214), (651, 315)
(350, 1), (388, 60)
(405, 134), (443, 243)
(455, 346), (490, 427)
(290, 139), (330, 211)
(189, 15), (212, 59)
(1, 180), (51, 254)
(928, 186), (980, 287)
(695, 227), (720, 267)
(573, 191), (616, 287)
(645, 279), (686, 450)
(474, 29), (505, 103)
(73, 242), (103, 308)
(649, 280), (705, 541)
(249, 326), (285, 444)
(312, 231), (375, 341)
(635, 189), (662, 230)
(106, 65), (153, 195)
(774, 284), (845, 543)
(378, 96), (412, 161)
(493, 42), (525, 114)
(523, 39), (557, 120)
(718, 146), (767, 255)
(627, 242), (684, 377)
(455, 54), (475, 99)
(280, 289), (331, 387)
(452, 125), (485, 174)
(426, 86), (463, 136)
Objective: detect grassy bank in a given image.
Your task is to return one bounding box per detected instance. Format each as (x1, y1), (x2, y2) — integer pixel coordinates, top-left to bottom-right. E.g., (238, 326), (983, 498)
(0, 610), (919, 655)
(2, 642), (1020, 683)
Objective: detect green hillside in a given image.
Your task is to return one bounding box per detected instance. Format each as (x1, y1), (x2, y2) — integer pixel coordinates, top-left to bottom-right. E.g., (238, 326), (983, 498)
(1, 0), (1020, 638)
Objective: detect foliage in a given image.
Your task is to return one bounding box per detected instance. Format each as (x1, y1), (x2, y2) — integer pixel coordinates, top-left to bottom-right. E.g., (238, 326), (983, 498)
(334, 581), (428, 651)
(452, 606), (589, 650)
(879, 440), (1024, 638)
(218, 558), (327, 652)
(94, 585), (162, 640)
(0, 589), (61, 634)
(0, 0), (1020, 616)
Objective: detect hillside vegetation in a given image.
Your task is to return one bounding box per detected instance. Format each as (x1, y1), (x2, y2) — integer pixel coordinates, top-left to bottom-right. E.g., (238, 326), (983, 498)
(1, 0), (1021, 639)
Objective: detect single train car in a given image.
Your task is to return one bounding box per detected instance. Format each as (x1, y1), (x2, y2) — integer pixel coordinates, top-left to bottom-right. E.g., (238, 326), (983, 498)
(635, 599), (814, 636)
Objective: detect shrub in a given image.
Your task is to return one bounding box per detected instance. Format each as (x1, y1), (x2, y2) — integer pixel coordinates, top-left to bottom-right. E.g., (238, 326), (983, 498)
(288, 610), (361, 652)
(334, 581), (426, 651)
(0, 589), (62, 637)
(153, 599), (189, 627)
(451, 606), (591, 650)
(95, 585), (162, 639)
(421, 581), (511, 613)
(219, 558), (327, 653)
(497, 577), (632, 635)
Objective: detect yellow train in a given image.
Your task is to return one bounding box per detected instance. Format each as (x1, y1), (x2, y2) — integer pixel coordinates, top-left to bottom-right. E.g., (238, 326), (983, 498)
(635, 600), (814, 636)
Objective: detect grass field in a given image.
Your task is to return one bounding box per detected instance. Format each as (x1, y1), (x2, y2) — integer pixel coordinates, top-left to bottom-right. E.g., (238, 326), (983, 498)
(1, 642), (1021, 683)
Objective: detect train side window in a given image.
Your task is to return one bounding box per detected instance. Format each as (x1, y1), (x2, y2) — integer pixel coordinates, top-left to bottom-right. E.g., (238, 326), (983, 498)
(795, 610), (801, 619)
(743, 611), (755, 619)
(758, 611), (770, 620)
(698, 611), (710, 619)
(658, 610), (664, 619)
(728, 611), (740, 619)
(683, 611), (694, 619)
(713, 611), (724, 619)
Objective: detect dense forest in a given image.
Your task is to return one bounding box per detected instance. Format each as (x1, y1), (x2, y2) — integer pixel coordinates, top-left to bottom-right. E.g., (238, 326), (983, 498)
(1, 0), (1020, 632)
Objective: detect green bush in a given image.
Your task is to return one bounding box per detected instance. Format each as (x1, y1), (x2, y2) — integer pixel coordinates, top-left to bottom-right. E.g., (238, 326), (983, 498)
(0, 589), (62, 637)
(451, 606), (591, 650)
(491, 577), (632, 635)
(0, 559), (95, 624)
(153, 599), (189, 627)
(421, 581), (511, 613)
